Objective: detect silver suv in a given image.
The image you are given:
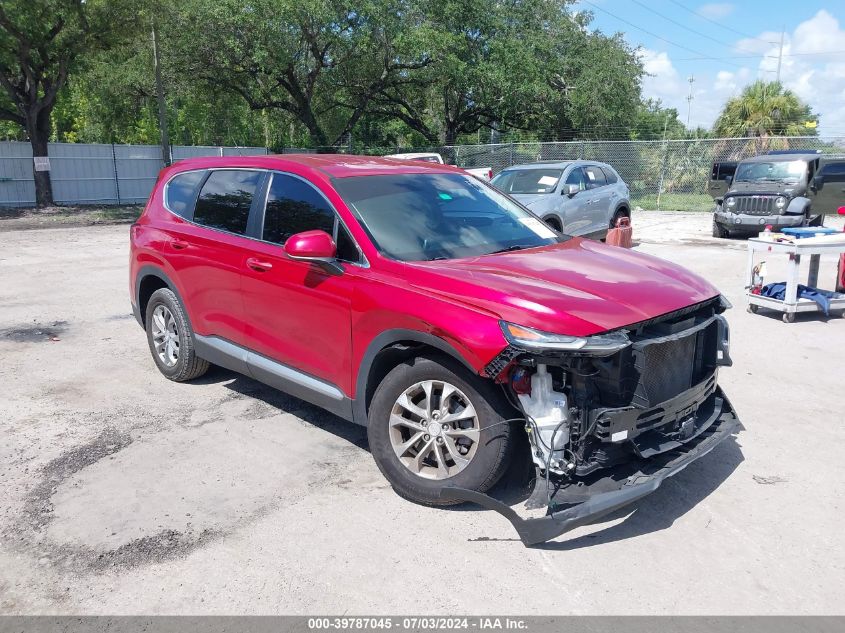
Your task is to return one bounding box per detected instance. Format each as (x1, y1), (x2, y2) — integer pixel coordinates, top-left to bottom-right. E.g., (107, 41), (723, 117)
(491, 160), (630, 239)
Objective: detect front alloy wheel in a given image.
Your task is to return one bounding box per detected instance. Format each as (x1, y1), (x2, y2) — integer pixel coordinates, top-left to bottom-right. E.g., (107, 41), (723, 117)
(389, 380), (481, 480)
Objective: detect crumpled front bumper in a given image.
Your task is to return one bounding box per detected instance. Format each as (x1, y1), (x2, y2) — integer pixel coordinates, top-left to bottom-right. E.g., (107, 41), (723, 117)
(440, 387), (739, 546)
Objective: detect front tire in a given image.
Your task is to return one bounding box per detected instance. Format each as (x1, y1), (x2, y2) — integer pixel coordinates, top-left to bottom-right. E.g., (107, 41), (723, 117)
(145, 288), (209, 382)
(712, 219), (730, 238)
(367, 355), (514, 506)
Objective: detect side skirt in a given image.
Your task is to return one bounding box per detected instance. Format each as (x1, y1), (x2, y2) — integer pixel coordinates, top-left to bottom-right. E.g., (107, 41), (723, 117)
(193, 334), (355, 422)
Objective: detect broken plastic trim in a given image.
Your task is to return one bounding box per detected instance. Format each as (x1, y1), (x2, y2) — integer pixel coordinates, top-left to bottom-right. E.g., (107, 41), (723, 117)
(440, 388), (739, 546)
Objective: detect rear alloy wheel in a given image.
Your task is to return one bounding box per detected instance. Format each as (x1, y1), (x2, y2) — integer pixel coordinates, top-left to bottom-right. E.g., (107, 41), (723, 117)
(145, 288), (209, 382)
(367, 355), (513, 505)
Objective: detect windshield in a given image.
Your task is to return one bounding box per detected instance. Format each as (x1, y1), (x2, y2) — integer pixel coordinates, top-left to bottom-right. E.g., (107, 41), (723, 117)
(333, 173), (561, 262)
(734, 160), (807, 183)
(492, 169), (563, 194)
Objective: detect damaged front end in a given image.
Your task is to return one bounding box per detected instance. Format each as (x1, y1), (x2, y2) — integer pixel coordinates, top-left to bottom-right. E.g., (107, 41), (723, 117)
(441, 296), (740, 546)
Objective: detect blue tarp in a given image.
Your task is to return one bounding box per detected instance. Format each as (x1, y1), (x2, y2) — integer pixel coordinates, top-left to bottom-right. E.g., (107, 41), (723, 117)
(761, 283), (840, 316)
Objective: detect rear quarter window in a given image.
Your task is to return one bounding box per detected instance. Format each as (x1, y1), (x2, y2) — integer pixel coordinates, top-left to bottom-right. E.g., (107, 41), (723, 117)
(164, 171), (205, 217)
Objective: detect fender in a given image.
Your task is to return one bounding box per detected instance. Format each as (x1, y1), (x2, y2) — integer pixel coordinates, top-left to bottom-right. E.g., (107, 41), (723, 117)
(133, 264), (193, 331)
(352, 328), (481, 426)
(785, 196), (811, 215)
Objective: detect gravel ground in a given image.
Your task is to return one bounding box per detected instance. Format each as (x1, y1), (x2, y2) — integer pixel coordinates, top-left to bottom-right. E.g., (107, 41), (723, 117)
(1, 210), (844, 615)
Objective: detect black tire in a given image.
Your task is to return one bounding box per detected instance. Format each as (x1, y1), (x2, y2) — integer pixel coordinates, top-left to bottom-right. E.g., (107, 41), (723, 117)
(712, 219), (730, 238)
(543, 215), (563, 233)
(609, 207), (629, 229)
(367, 355), (514, 506)
(145, 287), (209, 382)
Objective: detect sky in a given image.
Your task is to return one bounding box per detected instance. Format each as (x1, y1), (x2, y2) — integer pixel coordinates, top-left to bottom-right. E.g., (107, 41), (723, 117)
(575, 0), (845, 136)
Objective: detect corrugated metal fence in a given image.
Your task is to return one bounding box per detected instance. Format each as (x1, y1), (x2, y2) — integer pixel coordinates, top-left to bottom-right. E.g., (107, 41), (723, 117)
(0, 142), (268, 207)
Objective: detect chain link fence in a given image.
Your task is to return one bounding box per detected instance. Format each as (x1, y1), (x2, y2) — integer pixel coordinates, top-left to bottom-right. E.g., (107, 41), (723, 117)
(435, 136), (845, 211)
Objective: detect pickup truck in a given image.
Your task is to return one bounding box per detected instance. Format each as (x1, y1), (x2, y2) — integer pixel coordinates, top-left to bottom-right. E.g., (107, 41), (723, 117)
(386, 152), (493, 181)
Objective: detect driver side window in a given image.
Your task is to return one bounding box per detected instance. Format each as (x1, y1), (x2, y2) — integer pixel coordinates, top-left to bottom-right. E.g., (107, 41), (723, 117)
(262, 173), (360, 263)
(565, 167), (586, 192)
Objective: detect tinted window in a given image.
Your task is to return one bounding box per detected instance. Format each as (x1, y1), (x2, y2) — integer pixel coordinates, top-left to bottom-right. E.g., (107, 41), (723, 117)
(334, 173), (560, 262)
(600, 166), (618, 184)
(262, 174), (335, 244)
(583, 166), (607, 189)
(165, 171), (205, 216)
(821, 161), (845, 181)
(193, 170), (261, 235)
(336, 224), (359, 262)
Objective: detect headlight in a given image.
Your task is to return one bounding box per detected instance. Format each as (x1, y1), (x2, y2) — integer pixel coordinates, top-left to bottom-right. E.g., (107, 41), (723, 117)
(500, 321), (630, 355)
(775, 196), (787, 210)
(726, 197), (737, 208)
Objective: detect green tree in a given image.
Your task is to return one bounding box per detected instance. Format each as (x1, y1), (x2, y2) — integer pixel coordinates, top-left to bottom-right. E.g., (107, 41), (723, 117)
(713, 80), (818, 138)
(631, 99), (686, 140)
(0, 0), (133, 205)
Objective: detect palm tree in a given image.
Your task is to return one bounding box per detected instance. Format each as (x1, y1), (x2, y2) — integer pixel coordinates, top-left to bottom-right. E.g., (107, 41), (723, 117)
(714, 80), (817, 139)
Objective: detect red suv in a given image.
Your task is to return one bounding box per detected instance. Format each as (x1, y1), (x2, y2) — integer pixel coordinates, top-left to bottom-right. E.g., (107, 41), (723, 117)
(130, 155), (738, 545)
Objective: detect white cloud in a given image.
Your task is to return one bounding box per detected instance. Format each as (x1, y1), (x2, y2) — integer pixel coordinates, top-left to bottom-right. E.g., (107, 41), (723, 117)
(697, 3), (734, 20)
(639, 9), (845, 134)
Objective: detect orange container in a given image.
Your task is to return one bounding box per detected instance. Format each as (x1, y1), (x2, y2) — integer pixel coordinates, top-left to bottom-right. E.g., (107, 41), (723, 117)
(606, 216), (633, 248)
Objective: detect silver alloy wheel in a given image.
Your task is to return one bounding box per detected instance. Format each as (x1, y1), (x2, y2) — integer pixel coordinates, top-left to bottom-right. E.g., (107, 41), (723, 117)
(389, 380), (480, 480)
(151, 304), (180, 367)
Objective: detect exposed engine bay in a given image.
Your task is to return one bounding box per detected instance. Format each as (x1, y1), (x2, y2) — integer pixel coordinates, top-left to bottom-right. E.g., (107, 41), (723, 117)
(441, 296), (739, 545)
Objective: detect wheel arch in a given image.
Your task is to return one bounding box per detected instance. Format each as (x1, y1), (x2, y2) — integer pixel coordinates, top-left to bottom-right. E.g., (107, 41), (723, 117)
(353, 329), (480, 426)
(134, 265), (190, 331)
(542, 214), (563, 232)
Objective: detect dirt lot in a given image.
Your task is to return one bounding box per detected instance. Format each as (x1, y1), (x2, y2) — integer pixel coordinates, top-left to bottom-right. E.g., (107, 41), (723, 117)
(1, 211), (844, 615)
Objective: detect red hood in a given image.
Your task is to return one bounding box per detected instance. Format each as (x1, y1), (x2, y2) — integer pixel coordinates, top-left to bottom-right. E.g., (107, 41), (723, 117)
(405, 238), (720, 337)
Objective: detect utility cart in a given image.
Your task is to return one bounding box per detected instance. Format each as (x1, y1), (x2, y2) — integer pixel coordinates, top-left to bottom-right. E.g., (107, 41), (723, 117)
(746, 233), (845, 322)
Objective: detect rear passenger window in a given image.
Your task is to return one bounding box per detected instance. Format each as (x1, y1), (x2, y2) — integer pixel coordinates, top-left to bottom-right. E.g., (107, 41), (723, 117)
(193, 170), (262, 235)
(165, 171), (205, 217)
(583, 166), (607, 189)
(600, 167), (618, 184)
(262, 174), (335, 244)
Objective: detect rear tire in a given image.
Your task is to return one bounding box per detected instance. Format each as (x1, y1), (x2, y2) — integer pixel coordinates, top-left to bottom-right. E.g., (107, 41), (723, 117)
(712, 219), (730, 238)
(145, 288), (209, 382)
(808, 212), (824, 227)
(367, 355), (514, 506)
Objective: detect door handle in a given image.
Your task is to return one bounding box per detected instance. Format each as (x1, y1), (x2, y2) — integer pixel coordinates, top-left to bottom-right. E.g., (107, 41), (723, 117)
(246, 257), (273, 272)
(171, 239), (189, 250)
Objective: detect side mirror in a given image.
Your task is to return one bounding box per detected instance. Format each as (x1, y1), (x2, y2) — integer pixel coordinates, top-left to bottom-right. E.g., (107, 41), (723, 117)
(813, 174), (824, 190)
(837, 206), (845, 216)
(562, 184), (579, 197)
(725, 176), (732, 186)
(284, 230), (339, 270)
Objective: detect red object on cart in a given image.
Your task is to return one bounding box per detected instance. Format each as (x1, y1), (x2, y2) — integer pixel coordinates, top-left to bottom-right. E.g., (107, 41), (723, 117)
(838, 207), (845, 293)
(606, 216), (633, 248)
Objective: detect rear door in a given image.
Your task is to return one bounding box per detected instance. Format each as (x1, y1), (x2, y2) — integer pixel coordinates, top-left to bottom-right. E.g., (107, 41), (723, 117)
(582, 164), (611, 235)
(708, 162), (738, 200)
(813, 159), (845, 216)
(559, 166), (591, 235)
(165, 168), (265, 346)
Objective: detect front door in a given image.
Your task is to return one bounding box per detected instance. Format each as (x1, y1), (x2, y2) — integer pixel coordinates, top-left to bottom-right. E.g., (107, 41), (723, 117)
(813, 159), (845, 216)
(708, 162), (738, 200)
(240, 172), (360, 400)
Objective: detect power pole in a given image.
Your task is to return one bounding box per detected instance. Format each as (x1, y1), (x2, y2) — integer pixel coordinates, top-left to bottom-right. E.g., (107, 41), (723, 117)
(152, 20), (171, 166)
(686, 76), (695, 128)
(776, 28), (785, 83)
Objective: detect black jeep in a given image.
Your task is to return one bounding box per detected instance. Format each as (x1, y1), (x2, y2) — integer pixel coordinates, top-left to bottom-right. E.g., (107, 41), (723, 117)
(709, 151), (845, 238)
